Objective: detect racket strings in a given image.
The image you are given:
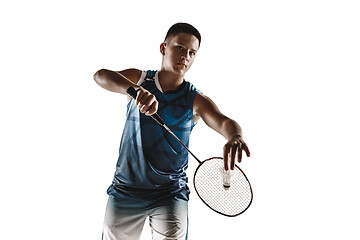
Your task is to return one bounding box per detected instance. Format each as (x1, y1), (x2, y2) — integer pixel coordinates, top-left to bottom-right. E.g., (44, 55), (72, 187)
(194, 158), (252, 216)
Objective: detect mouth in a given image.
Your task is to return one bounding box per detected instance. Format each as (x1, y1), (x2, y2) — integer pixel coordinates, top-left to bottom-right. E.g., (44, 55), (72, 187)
(178, 62), (187, 68)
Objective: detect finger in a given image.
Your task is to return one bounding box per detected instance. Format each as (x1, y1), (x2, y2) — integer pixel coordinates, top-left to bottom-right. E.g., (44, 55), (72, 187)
(139, 96), (152, 113)
(242, 143), (251, 157)
(238, 145), (243, 163)
(230, 144), (237, 170)
(145, 100), (158, 116)
(143, 95), (158, 115)
(223, 144), (230, 171)
(135, 90), (145, 106)
(137, 92), (152, 113)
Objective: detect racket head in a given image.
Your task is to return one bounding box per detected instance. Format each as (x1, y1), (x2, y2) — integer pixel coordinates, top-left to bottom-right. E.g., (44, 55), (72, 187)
(193, 157), (253, 217)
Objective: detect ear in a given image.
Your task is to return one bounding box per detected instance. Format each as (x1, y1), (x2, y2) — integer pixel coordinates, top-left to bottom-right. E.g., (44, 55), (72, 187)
(160, 43), (166, 55)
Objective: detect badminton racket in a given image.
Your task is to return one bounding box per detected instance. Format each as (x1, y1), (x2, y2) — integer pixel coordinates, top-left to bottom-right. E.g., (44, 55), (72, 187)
(126, 86), (253, 216)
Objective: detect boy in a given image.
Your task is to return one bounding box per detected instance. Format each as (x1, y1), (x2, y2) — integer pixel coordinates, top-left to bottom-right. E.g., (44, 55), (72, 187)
(94, 23), (250, 240)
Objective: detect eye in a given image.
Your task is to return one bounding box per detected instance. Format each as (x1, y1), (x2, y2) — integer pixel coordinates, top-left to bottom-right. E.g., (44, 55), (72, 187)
(177, 46), (184, 50)
(190, 51), (196, 57)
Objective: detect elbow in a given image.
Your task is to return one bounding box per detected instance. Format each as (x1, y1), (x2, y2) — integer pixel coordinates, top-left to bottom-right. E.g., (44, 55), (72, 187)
(93, 68), (108, 86)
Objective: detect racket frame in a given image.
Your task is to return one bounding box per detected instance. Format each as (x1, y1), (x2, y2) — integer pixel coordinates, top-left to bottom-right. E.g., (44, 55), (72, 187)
(193, 157), (253, 217)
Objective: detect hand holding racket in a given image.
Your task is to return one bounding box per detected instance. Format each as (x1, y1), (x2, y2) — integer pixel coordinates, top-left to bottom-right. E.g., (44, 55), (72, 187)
(127, 86), (253, 217)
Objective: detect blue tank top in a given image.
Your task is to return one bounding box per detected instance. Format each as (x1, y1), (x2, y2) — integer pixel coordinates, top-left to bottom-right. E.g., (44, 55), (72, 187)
(107, 70), (202, 203)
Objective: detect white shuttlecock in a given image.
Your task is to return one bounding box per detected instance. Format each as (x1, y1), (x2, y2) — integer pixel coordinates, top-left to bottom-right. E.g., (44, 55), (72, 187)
(221, 168), (234, 190)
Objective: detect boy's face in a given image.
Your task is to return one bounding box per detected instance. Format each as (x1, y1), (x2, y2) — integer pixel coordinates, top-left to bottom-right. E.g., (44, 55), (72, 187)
(161, 33), (200, 76)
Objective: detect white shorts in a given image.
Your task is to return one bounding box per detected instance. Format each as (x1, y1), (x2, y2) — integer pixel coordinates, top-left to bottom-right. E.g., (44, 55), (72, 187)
(102, 195), (188, 240)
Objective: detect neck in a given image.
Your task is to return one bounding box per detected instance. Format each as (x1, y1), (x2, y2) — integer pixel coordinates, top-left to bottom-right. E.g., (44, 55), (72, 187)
(158, 70), (185, 92)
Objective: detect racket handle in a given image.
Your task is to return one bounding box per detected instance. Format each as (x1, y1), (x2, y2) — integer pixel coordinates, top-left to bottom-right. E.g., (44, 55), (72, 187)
(126, 86), (165, 126)
(126, 85), (138, 99)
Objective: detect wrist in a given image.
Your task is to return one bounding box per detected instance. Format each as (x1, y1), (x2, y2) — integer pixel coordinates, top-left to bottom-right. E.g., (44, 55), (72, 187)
(229, 134), (243, 141)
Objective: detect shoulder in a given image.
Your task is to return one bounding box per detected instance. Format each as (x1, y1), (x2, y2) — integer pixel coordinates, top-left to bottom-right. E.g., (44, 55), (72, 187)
(193, 94), (220, 115)
(117, 68), (143, 84)
(193, 93), (210, 107)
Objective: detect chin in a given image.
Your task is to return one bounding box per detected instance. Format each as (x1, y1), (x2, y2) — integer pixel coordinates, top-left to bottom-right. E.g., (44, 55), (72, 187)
(174, 66), (188, 75)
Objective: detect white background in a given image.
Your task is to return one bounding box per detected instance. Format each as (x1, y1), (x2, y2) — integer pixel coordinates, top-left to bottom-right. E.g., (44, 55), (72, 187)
(1, 0), (359, 239)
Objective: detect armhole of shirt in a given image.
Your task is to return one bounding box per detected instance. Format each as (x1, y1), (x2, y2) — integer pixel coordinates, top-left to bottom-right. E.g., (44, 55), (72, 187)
(136, 71), (147, 85)
(138, 70), (163, 93)
(154, 71), (163, 93)
(190, 86), (203, 128)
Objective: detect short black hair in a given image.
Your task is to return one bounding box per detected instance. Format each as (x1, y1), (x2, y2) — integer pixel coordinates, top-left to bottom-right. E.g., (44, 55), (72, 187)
(164, 23), (201, 47)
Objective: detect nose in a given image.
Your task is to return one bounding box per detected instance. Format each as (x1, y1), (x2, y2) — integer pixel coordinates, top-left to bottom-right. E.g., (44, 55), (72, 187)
(181, 51), (190, 61)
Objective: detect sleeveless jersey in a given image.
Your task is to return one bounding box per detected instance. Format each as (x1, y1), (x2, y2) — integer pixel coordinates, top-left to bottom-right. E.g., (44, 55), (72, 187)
(107, 70), (202, 203)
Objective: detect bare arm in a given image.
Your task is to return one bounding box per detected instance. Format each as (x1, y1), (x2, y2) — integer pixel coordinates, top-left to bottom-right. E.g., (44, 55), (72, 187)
(93, 68), (158, 115)
(193, 94), (250, 170)
(93, 68), (141, 94)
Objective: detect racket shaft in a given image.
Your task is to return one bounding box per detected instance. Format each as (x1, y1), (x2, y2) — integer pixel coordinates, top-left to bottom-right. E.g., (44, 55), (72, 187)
(163, 125), (201, 163)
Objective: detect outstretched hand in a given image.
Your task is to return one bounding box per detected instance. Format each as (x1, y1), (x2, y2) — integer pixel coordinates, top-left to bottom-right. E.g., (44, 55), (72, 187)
(223, 135), (250, 170)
